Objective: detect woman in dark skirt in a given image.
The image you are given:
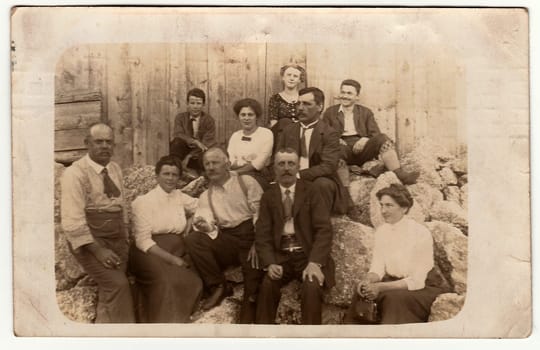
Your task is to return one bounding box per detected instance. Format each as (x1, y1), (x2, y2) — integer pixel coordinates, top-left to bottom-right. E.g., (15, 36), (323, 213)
(344, 184), (443, 324)
(129, 155), (203, 323)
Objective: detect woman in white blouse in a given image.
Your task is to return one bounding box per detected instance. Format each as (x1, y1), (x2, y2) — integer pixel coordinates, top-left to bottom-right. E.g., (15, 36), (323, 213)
(344, 184), (443, 324)
(227, 98), (273, 188)
(129, 155), (203, 323)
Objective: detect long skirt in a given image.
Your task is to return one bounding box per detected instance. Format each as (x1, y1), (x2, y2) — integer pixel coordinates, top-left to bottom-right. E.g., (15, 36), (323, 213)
(129, 233), (203, 323)
(344, 270), (443, 325)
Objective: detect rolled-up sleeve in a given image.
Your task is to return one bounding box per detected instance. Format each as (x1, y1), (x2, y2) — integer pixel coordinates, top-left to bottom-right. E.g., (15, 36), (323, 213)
(403, 226), (434, 290)
(60, 168), (95, 250)
(242, 175), (263, 224)
(181, 192), (199, 217)
(131, 198), (156, 253)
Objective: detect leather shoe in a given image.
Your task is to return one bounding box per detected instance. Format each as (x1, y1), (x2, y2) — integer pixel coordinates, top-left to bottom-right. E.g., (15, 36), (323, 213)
(393, 167), (420, 185)
(202, 283), (233, 311)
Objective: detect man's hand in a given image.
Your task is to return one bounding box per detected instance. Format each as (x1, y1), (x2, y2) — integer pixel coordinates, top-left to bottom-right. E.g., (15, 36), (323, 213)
(339, 138), (348, 146)
(193, 216), (215, 233)
(169, 255), (189, 268)
(247, 243), (259, 269)
(338, 158), (347, 168)
(352, 137), (370, 154)
(267, 264), (283, 280)
(87, 243), (121, 269)
(193, 140), (208, 152)
(302, 262), (324, 286)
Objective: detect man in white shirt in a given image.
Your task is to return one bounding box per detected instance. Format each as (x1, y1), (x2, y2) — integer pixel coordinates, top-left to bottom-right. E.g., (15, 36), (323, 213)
(185, 147), (264, 323)
(255, 148), (335, 324)
(277, 87), (349, 215)
(60, 123), (135, 323)
(323, 79), (419, 185)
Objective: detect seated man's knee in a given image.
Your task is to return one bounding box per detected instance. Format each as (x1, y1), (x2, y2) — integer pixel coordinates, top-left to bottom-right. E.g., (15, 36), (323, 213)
(371, 133), (391, 147)
(302, 278), (322, 297)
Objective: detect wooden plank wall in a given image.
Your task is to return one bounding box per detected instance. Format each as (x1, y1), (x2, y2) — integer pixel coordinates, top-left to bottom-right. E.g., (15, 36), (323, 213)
(55, 43), (465, 168)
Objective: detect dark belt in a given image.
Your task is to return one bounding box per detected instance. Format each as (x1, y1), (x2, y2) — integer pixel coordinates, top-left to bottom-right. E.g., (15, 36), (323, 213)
(85, 209), (123, 238)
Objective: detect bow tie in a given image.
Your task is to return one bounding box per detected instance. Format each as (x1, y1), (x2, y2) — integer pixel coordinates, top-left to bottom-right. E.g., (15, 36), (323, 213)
(241, 136), (252, 142)
(190, 117), (198, 122)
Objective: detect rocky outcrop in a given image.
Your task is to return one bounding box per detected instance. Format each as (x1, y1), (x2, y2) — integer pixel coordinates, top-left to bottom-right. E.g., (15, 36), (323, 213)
(428, 293), (465, 322)
(431, 200), (468, 235)
(439, 167), (458, 186)
(426, 221), (468, 295)
(369, 172), (425, 228)
(407, 183), (444, 220)
(326, 217), (374, 306)
(347, 175), (376, 225)
(56, 286), (98, 323)
(55, 224), (86, 291)
(443, 186), (461, 204)
(460, 183), (468, 210)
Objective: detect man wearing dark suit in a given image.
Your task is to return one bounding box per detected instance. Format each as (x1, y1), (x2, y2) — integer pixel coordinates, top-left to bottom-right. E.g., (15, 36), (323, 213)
(323, 79), (418, 184)
(255, 148), (335, 324)
(170, 88), (217, 174)
(277, 86), (349, 215)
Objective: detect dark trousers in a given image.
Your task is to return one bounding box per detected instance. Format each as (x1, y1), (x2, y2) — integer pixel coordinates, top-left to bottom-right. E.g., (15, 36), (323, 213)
(184, 220), (264, 323)
(343, 272), (442, 325)
(255, 250), (323, 325)
(129, 234), (203, 323)
(340, 133), (391, 166)
(71, 236), (135, 323)
(169, 137), (204, 172)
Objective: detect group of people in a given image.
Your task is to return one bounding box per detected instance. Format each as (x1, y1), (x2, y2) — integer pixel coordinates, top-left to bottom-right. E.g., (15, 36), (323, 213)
(60, 65), (443, 326)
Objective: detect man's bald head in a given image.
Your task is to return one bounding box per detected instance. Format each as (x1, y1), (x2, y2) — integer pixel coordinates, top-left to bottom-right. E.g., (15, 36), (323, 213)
(85, 123), (115, 166)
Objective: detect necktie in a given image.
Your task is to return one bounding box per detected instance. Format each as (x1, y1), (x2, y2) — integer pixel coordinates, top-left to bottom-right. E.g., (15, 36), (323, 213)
(283, 189), (293, 220)
(191, 117), (199, 137)
(300, 123), (315, 158)
(102, 168), (121, 198)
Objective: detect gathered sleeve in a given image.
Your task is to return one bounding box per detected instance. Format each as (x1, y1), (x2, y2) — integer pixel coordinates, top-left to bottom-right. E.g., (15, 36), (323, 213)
(60, 167), (95, 250)
(131, 197), (157, 253)
(250, 128), (274, 170)
(403, 224), (435, 290)
(241, 175), (263, 224)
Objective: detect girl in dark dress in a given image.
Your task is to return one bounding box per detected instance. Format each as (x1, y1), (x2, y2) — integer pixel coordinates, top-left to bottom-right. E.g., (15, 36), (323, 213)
(268, 64), (306, 148)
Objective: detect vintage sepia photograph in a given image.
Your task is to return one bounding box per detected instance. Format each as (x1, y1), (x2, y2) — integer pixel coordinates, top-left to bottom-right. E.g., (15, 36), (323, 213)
(11, 6), (531, 339)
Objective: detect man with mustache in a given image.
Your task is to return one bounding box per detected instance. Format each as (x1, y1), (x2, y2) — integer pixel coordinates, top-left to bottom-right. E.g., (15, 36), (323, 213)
(254, 148), (335, 324)
(323, 79), (419, 184)
(185, 147), (264, 323)
(277, 86), (349, 215)
(60, 123), (135, 323)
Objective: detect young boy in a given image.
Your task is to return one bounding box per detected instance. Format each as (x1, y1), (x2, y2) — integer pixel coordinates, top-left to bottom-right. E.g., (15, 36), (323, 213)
(169, 88), (217, 174)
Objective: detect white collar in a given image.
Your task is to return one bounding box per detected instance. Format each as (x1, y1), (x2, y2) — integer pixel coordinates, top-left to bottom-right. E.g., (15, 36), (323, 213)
(299, 119), (319, 129)
(154, 184), (176, 198)
(85, 154), (110, 174)
(279, 182), (296, 195)
(338, 104), (355, 114)
(387, 215), (408, 228)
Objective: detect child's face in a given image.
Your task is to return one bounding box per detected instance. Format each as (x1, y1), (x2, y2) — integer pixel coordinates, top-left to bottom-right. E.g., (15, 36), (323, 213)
(187, 96), (204, 116)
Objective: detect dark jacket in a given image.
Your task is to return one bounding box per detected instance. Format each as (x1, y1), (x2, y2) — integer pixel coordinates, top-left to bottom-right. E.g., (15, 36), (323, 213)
(172, 111), (217, 147)
(322, 104), (380, 138)
(277, 119), (348, 214)
(255, 180), (335, 288)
